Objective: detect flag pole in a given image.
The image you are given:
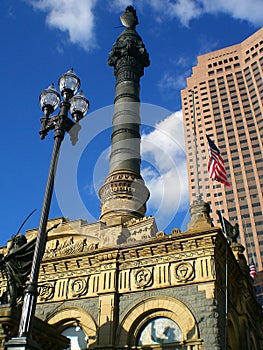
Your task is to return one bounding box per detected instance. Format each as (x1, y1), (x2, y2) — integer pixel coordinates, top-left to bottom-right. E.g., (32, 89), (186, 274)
(217, 209), (228, 349)
(242, 217), (257, 278)
(191, 90), (202, 201)
(241, 215), (251, 261)
(223, 217), (228, 350)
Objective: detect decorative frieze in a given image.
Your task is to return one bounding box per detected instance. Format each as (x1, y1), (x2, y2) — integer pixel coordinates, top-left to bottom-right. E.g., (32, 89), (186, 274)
(44, 237), (98, 259)
(0, 221), (218, 305)
(35, 248), (216, 303)
(108, 30), (150, 77)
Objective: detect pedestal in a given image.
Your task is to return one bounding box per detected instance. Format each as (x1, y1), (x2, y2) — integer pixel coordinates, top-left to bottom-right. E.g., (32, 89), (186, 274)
(5, 336), (41, 350)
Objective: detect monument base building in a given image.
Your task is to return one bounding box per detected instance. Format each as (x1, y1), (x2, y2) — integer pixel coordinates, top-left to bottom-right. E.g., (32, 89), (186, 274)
(0, 202), (262, 349)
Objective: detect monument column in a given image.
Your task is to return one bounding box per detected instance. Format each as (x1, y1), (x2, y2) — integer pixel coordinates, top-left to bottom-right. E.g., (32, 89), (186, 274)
(99, 6), (150, 227)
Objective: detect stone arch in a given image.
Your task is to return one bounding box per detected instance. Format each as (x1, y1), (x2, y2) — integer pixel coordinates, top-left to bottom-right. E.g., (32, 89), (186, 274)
(116, 296), (199, 347)
(46, 306), (97, 342)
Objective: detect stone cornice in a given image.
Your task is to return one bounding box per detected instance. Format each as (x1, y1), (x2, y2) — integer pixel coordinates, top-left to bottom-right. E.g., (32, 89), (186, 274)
(39, 227), (219, 271)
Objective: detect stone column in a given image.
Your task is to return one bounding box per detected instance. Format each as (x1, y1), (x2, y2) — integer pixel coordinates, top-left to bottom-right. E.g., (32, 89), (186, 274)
(99, 6), (150, 227)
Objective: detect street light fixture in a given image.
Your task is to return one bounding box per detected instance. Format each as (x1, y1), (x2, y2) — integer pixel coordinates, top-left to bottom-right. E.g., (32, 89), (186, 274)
(6, 69), (89, 350)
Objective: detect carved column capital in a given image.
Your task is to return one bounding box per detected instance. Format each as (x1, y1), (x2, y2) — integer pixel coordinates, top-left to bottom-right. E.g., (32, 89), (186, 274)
(108, 29), (150, 77)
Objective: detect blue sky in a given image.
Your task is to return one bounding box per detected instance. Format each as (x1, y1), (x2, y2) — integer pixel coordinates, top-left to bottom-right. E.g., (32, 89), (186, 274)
(0, 0), (262, 246)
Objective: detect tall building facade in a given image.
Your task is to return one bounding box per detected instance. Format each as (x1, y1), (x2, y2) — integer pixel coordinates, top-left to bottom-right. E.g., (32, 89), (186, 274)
(181, 28), (263, 270)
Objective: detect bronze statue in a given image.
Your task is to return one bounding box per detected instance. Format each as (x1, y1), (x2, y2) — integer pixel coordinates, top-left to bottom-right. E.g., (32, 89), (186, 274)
(120, 6), (139, 29)
(0, 219), (61, 307)
(0, 234), (36, 307)
(217, 210), (239, 244)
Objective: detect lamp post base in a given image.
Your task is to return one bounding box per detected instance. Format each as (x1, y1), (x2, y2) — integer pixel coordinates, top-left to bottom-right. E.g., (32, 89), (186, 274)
(5, 336), (41, 350)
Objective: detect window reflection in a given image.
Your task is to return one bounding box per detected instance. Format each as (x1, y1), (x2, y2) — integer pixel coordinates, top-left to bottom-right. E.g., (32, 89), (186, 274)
(138, 317), (182, 345)
(61, 326), (88, 350)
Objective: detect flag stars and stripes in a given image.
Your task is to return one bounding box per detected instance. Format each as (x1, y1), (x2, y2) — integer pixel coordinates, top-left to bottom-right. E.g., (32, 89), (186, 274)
(249, 258), (257, 279)
(206, 135), (231, 187)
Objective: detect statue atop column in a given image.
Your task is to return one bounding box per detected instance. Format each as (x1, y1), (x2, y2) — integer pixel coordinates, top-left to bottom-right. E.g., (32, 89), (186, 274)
(120, 5), (139, 29)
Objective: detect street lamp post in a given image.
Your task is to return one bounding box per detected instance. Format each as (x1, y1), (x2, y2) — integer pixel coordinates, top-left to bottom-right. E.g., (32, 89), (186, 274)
(5, 69), (89, 350)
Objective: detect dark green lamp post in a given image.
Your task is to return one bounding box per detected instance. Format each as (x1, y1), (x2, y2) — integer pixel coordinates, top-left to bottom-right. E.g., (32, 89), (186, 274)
(5, 69), (89, 350)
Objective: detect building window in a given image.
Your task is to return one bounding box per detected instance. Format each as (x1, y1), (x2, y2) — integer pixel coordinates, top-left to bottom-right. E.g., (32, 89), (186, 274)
(137, 317), (182, 346)
(62, 326), (88, 350)
(229, 207), (236, 212)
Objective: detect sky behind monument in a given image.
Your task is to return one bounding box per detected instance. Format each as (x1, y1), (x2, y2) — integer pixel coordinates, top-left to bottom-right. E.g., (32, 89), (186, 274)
(0, 0), (262, 245)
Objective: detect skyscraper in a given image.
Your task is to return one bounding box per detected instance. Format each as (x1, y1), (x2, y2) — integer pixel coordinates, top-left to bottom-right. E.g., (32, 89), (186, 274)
(181, 28), (263, 270)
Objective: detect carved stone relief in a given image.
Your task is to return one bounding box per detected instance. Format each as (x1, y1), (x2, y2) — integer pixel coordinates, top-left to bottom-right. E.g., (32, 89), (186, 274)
(174, 262), (194, 283)
(44, 237), (98, 259)
(134, 267), (152, 288)
(71, 278), (88, 297)
(38, 282), (55, 301)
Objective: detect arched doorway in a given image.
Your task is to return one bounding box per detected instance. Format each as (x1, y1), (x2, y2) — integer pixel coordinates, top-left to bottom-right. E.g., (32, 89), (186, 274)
(46, 306), (97, 349)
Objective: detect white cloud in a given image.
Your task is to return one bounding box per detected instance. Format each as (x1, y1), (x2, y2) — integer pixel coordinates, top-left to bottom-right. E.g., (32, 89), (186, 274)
(142, 110), (186, 167)
(25, 0), (263, 53)
(27, 0), (98, 51)
(158, 71), (188, 93)
(125, 0), (263, 27)
(141, 111), (189, 229)
(201, 0), (263, 26)
(148, 0), (263, 27)
(157, 56), (192, 94)
(112, 0), (202, 26)
(109, 0), (133, 12)
(167, 0), (202, 26)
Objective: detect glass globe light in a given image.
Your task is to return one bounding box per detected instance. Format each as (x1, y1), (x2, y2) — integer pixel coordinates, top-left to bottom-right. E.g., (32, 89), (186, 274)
(70, 90), (89, 122)
(39, 83), (60, 113)
(58, 69), (80, 98)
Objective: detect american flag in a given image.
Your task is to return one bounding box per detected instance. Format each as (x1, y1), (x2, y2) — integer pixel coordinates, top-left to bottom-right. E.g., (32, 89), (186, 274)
(249, 259), (257, 279)
(206, 135), (231, 187)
